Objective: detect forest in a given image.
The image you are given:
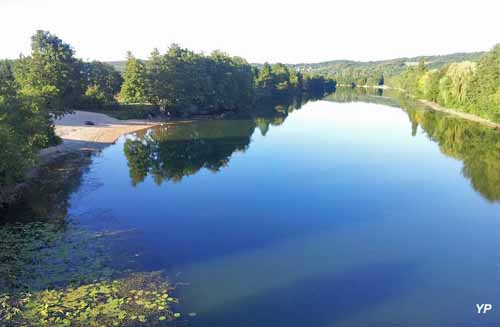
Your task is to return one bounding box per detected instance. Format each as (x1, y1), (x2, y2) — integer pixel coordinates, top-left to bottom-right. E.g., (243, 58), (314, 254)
(386, 46), (500, 123)
(119, 47), (335, 115)
(0, 30), (335, 199)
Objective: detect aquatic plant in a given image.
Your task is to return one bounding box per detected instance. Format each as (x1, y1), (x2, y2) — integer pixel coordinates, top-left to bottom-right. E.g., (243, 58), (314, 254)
(0, 221), (182, 326)
(1, 272), (180, 326)
(0, 221), (108, 291)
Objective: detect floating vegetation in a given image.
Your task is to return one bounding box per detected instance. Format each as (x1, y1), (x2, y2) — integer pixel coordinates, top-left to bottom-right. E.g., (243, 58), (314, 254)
(0, 220), (109, 291)
(0, 221), (183, 326)
(1, 272), (180, 326)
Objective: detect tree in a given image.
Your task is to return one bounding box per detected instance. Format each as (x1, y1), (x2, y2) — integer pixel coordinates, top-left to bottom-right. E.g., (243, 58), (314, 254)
(417, 57), (426, 74)
(0, 60), (57, 193)
(467, 44), (500, 120)
(82, 61), (123, 107)
(14, 30), (83, 117)
(419, 69), (441, 102)
(440, 62), (476, 106)
(255, 63), (275, 99)
(119, 52), (147, 103)
(271, 63), (292, 96)
(0, 60), (17, 101)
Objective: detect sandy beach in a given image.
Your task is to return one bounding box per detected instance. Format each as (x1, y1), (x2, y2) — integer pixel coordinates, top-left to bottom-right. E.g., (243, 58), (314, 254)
(39, 110), (160, 161)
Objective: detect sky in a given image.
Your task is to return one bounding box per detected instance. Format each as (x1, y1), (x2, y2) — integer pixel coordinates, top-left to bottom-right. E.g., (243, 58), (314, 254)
(1, 0), (499, 64)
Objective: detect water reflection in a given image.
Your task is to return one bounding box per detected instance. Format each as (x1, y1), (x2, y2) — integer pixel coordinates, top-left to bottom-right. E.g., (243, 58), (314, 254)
(123, 98), (310, 186)
(405, 103), (500, 202)
(324, 86), (399, 106)
(124, 120), (256, 186)
(326, 87), (500, 202)
(0, 153), (92, 222)
(124, 87), (500, 202)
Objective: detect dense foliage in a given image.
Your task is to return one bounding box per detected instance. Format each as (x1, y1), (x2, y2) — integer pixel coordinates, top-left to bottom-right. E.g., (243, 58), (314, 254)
(388, 45), (500, 122)
(119, 45), (336, 116)
(1, 31), (125, 200)
(14, 31), (84, 117)
(119, 52), (146, 104)
(81, 61), (123, 108)
(0, 58), (56, 197)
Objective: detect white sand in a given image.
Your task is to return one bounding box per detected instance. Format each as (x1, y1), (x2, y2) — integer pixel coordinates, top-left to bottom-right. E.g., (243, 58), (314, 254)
(39, 110), (159, 160)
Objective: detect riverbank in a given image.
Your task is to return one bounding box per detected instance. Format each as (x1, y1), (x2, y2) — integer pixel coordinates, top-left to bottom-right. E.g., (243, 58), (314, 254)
(39, 110), (161, 162)
(343, 85), (500, 130)
(418, 100), (500, 130)
(1, 111), (161, 207)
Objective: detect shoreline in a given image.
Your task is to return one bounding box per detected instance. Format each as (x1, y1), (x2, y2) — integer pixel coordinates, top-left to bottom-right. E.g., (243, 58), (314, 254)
(341, 85), (500, 130)
(1, 111), (161, 207)
(39, 110), (162, 163)
(417, 100), (500, 130)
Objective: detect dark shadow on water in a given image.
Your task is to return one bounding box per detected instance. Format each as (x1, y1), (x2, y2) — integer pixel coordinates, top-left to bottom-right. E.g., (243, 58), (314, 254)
(1, 149), (95, 222)
(39, 139), (112, 158)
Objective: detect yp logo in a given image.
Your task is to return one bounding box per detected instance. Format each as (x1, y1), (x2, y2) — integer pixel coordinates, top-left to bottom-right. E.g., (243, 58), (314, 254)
(476, 304), (493, 314)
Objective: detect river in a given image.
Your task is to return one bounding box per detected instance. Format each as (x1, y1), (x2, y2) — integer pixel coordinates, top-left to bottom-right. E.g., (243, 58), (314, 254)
(2, 89), (500, 326)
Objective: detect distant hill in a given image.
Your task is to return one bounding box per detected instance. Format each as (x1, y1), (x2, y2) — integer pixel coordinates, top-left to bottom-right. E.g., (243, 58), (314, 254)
(291, 52), (484, 78)
(106, 60), (128, 73)
(107, 52), (484, 77)
(107, 59), (261, 74)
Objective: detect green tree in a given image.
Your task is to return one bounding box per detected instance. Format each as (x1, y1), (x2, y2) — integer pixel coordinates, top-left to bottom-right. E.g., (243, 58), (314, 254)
(255, 63), (275, 99)
(419, 69), (441, 102)
(0, 60), (56, 194)
(143, 48), (169, 110)
(119, 52), (147, 103)
(14, 30), (83, 117)
(467, 44), (500, 121)
(82, 61), (123, 107)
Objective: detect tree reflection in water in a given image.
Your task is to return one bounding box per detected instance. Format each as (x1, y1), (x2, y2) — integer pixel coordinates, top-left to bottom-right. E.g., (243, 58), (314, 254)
(123, 97), (310, 186)
(406, 103), (500, 202)
(327, 87), (500, 202)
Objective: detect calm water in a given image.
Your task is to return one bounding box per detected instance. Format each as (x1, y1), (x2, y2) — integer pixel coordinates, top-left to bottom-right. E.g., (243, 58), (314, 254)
(4, 91), (500, 326)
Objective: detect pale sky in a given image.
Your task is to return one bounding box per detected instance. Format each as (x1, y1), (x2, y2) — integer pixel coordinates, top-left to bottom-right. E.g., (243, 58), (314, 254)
(1, 0), (499, 64)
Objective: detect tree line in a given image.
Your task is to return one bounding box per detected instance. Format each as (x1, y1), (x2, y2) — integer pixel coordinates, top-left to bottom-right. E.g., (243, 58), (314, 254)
(387, 45), (500, 123)
(119, 46), (336, 116)
(0, 30), (335, 201)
